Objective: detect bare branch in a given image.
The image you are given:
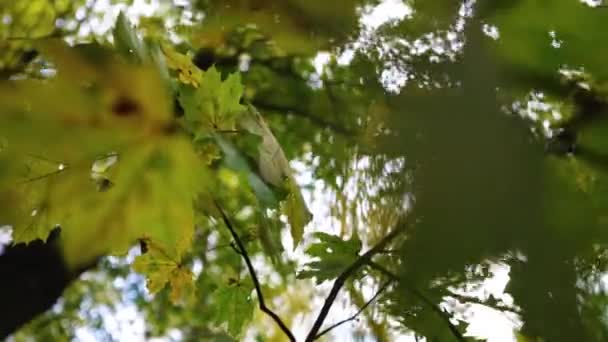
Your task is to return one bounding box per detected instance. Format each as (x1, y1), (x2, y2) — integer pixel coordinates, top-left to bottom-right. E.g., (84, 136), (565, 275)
(366, 261), (465, 342)
(304, 220), (409, 342)
(214, 202), (296, 342)
(315, 280), (393, 340)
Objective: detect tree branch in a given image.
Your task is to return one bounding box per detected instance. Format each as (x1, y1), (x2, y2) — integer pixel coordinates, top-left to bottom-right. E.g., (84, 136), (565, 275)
(304, 221), (409, 342)
(366, 261), (465, 342)
(445, 292), (521, 315)
(214, 202), (296, 342)
(252, 100), (355, 136)
(314, 280), (393, 340)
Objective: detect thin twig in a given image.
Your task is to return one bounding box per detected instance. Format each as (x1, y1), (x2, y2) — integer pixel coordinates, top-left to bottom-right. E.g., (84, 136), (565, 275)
(304, 221), (409, 342)
(445, 292), (521, 314)
(252, 100), (354, 136)
(366, 261), (465, 342)
(214, 201), (296, 342)
(315, 280), (393, 340)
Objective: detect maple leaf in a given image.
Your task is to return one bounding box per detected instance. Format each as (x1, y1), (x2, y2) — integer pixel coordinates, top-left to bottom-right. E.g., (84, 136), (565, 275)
(297, 232), (362, 284)
(178, 66), (245, 134)
(161, 43), (203, 87)
(133, 240), (195, 304)
(0, 41), (204, 268)
(212, 283), (254, 337)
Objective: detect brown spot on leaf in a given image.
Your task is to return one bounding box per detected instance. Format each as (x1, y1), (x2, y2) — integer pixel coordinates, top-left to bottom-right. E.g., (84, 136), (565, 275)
(111, 96), (140, 117)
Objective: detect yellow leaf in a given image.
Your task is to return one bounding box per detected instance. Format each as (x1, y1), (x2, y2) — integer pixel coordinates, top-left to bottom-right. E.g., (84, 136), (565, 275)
(169, 266), (195, 303)
(0, 43), (203, 267)
(161, 43), (203, 87)
(133, 241), (195, 304)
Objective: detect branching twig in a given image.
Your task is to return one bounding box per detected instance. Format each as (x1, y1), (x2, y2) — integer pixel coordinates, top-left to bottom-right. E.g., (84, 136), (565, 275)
(366, 261), (465, 342)
(304, 221), (409, 342)
(214, 201), (296, 342)
(315, 280), (393, 340)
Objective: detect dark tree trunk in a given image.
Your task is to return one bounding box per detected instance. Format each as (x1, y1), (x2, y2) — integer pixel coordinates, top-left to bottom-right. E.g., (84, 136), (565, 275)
(0, 228), (93, 339)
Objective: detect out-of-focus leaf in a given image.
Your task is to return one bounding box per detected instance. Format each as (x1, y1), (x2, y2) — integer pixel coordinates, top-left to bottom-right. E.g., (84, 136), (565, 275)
(491, 1), (608, 85)
(212, 283), (254, 337)
(0, 41), (203, 268)
(113, 12), (147, 62)
(297, 232), (361, 284)
(196, 0), (360, 54)
(162, 44), (203, 87)
(36, 39), (108, 84)
(61, 138), (204, 266)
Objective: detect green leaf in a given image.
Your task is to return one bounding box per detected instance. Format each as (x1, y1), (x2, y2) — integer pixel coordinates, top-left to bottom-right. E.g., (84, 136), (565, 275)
(197, 0), (359, 54)
(282, 177), (312, 247)
(178, 67), (245, 134)
(113, 12), (147, 62)
(214, 135), (276, 206)
(297, 232), (361, 284)
(133, 241), (195, 304)
(212, 283), (255, 337)
(491, 1), (608, 84)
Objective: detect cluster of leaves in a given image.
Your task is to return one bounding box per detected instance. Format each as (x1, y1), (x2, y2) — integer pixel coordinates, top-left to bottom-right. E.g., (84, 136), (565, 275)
(0, 11), (312, 338)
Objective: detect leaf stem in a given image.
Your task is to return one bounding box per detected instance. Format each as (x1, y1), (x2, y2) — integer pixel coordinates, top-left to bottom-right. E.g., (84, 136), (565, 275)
(214, 201), (296, 342)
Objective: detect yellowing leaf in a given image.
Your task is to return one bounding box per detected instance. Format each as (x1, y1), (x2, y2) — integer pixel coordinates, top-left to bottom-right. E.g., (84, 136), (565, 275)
(0, 42), (204, 268)
(58, 138), (204, 266)
(239, 104), (312, 246)
(2, 154), (64, 244)
(161, 44), (202, 87)
(36, 39), (103, 84)
(239, 105), (290, 187)
(11, 206), (55, 245)
(25, 41), (172, 132)
(133, 241), (195, 304)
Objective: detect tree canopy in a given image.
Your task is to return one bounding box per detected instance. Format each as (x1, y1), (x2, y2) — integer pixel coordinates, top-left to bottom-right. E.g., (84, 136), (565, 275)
(2, 0), (608, 341)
